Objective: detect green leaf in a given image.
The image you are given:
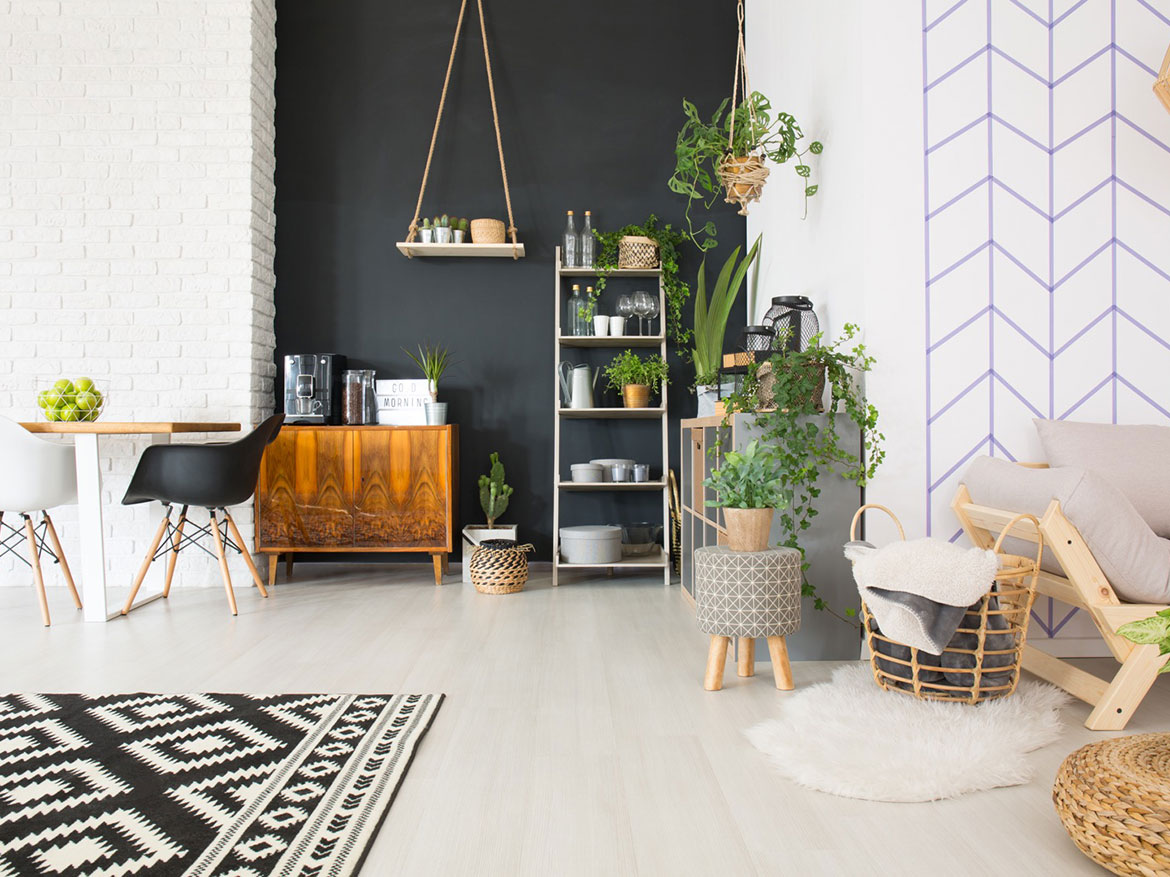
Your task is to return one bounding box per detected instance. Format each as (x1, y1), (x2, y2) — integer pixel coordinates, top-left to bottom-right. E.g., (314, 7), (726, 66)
(1160, 659), (1170, 674)
(1118, 616), (1170, 645)
(809, 141), (823, 154)
(805, 185), (819, 197)
(795, 164), (811, 178)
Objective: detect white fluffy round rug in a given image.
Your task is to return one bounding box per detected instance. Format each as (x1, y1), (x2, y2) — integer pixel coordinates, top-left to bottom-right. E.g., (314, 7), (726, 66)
(745, 664), (1071, 802)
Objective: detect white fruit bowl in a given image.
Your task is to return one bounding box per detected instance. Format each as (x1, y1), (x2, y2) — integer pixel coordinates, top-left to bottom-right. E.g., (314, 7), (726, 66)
(37, 380), (107, 423)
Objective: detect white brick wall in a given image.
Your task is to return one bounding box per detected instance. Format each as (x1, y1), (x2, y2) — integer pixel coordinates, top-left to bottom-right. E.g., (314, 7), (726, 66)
(0, 0), (277, 590)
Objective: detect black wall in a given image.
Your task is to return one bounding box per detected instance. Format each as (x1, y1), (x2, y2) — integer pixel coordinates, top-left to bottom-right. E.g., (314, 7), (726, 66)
(274, 0), (747, 559)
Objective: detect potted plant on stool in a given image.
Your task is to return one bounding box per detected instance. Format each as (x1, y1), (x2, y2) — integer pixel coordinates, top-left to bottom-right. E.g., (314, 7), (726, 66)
(404, 342), (451, 425)
(703, 438), (786, 551)
(603, 349), (670, 409)
(462, 452), (518, 583)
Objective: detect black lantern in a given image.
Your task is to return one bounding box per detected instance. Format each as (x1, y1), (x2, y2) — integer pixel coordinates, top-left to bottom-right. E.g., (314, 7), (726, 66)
(763, 296), (818, 353)
(735, 325), (775, 357)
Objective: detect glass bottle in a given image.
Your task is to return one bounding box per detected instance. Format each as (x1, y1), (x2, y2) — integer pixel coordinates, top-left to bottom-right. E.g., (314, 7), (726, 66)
(342, 370), (364, 425)
(360, 369), (377, 424)
(567, 284), (587, 336)
(563, 210), (578, 268)
(580, 210), (595, 269)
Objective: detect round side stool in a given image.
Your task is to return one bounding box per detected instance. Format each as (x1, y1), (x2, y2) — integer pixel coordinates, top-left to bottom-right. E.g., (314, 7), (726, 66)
(1053, 732), (1170, 876)
(694, 546), (802, 691)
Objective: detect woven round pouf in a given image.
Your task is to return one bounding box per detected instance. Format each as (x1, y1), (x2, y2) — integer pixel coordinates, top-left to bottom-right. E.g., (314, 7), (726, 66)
(1053, 733), (1170, 876)
(469, 540), (532, 595)
(694, 546), (801, 691)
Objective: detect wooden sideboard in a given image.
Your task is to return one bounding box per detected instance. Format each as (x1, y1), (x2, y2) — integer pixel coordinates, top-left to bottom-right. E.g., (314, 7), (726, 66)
(255, 425), (458, 585)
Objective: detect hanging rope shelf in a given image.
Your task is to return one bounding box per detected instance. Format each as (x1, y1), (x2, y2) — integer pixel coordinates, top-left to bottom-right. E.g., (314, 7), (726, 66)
(1156, 42), (1170, 115)
(396, 0), (524, 259)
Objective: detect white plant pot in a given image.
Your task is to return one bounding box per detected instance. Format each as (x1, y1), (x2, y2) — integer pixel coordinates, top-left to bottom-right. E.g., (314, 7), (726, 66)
(435, 227), (452, 244)
(419, 228), (434, 243)
(696, 381), (735, 418)
(462, 524), (519, 583)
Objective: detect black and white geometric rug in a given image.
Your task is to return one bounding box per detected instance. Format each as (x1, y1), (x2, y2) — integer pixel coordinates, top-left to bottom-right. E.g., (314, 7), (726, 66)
(0, 692), (443, 876)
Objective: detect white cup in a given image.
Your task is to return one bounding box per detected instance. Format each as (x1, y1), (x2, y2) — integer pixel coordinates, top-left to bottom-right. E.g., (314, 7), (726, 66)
(593, 315), (609, 337)
(609, 316), (626, 337)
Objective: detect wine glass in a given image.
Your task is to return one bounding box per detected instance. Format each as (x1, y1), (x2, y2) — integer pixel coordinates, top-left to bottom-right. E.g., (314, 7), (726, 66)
(642, 290), (660, 337)
(633, 290), (655, 336)
(616, 294), (635, 336)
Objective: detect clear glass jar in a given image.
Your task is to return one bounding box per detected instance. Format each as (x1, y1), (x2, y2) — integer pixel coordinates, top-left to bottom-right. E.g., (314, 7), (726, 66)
(359, 369), (376, 424)
(343, 370), (365, 424)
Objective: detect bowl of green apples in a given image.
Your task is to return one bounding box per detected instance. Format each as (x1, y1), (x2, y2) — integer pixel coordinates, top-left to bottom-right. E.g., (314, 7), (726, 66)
(38, 377), (106, 423)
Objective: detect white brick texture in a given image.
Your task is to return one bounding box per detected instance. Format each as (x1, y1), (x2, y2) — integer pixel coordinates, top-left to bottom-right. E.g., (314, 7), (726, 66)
(0, 0), (277, 590)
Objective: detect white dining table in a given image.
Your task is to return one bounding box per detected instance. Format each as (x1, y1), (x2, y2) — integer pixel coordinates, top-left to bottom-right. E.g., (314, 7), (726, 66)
(20, 421), (241, 622)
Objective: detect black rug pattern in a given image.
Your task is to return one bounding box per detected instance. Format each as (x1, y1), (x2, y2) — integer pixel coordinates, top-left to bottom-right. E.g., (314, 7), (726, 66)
(0, 692), (443, 876)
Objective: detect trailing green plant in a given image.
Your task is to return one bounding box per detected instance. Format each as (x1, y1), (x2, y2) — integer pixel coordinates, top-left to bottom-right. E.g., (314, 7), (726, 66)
(702, 438), (788, 509)
(478, 452), (513, 528)
(592, 215), (690, 344)
(716, 323), (883, 622)
(603, 349), (670, 394)
(403, 341), (451, 401)
(576, 285), (599, 322)
(1118, 610), (1170, 674)
(692, 234), (761, 387)
(669, 91), (822, 251)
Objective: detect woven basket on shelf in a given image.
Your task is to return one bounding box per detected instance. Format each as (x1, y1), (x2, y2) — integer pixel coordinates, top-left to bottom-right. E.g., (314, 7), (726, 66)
(850, 504), (1042, 705)
(756, 361), (826, 413)
(469, 539), (533, 594)
(1053, 733), (1170, 876)
(470, 218), (506, 244)
(617, 235), (659, 269)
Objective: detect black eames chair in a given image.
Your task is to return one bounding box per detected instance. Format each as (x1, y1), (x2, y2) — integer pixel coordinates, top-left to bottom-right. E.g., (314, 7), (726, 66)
(121, 414), (284, 616)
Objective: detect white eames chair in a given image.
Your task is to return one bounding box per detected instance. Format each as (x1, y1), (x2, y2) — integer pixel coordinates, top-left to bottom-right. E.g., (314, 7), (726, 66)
(0, 416), (82, 625)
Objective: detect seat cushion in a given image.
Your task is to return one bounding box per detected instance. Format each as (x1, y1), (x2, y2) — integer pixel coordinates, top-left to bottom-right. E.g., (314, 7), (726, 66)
(961, 456), (1170, 604)
(1034, 419), (1170, 538)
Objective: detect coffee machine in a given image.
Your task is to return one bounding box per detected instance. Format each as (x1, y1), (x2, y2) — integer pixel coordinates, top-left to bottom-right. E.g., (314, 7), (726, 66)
(283, 354), (346, 424)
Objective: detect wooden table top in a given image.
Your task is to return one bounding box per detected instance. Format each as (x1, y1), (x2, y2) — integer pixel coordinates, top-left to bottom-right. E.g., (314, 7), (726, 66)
(20, 421), (242, 435)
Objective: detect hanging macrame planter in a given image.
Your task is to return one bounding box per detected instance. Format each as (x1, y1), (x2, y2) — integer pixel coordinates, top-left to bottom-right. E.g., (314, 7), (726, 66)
(396, 0), (524, 259)
(1156, 42), (1170, 115)
(717, 1), (769, 215)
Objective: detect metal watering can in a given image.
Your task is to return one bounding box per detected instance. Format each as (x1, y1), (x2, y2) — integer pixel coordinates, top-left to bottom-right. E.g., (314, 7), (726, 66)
(558, 362), (598, 409)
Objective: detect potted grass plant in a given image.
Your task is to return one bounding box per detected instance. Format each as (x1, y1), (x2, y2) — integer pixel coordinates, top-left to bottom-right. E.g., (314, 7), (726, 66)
(703, 438), (787, 551)
(692, 235), (761, 415)
(403, 341), (451, 424)
(603, 349), (669, 409)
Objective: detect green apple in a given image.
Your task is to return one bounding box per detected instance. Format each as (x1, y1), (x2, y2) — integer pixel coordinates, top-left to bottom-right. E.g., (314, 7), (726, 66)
(53, 378), (75, 395)
(59, 406), (80, 422)
(44, 407), (60, 422)
(74, 377), (95, 393)
(36, 390), (50, 409)
(45, 390), (63, 409)
(83, 409), (100, 422)
(75, 391), (97, 411)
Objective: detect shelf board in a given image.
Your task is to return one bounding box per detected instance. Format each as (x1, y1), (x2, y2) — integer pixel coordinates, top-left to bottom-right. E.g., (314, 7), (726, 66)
(555, 548), (668, 569)
(558, 406), (665, 419)
(557, 480), (667, 491)
(557, 335), (664, 348)
(559, 266), (660, 277)
(396, 242), (525, 259)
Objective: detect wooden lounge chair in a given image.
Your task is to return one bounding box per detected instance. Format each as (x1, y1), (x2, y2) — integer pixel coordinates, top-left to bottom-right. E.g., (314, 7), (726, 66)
(953, 473), (1167, 731)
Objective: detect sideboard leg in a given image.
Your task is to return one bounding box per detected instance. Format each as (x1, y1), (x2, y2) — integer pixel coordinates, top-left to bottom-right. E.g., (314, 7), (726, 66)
(441, 553), (450, 575)
(268, 555), (278, 589)
(285, 554), (294, 580)
(768, 636), (794, 690)
(432, 553), (443, 585)
(704, 635), (730, 691)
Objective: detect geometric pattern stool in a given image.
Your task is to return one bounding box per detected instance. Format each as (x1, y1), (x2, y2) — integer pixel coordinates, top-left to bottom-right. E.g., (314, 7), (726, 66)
(694, 546), (802, 692)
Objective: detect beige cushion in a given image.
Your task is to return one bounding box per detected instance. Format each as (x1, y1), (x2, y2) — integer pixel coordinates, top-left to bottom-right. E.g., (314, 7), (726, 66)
(961, 456), (1170, 604)
(1034, 419), (1170, 538)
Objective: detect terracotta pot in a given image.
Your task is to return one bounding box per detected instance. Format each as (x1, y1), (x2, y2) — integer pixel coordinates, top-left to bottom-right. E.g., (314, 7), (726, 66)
(719, 154), (768, 201)
(723, 507), (774, 552)
(622, 384), (651, 408)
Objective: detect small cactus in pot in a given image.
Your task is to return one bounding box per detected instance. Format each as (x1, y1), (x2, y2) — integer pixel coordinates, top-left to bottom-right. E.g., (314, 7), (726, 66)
(453, 216), (469, 243)
(418, 216), (434, 243)
(435, 214), (451, 244)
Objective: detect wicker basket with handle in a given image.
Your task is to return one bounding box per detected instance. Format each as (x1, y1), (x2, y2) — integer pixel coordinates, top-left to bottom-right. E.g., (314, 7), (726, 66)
(617, 235), (659, 270)
(470, 539), (533, 594)
(850, 503), (1042, 705)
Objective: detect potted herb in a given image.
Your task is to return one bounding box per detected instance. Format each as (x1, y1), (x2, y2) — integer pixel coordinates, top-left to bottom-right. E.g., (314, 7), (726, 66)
(435, 214), (451, 244)
(403, 341), (451, 424)
(461, 452), (518, 582)
(592, 215), (691, 344)
(692, 235), (761, 415)
(703, 438), (787, 551)
(603, 349), (669, 409)
(668, 92), (822, 252)
(419, 217), (434, 243)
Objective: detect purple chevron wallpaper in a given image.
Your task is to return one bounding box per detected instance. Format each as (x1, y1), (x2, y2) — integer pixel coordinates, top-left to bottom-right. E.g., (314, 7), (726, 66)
(923, 0), (1170, 639)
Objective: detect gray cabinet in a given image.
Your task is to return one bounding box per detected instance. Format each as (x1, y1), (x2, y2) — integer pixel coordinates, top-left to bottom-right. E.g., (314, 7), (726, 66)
(679, 413), (863, 660)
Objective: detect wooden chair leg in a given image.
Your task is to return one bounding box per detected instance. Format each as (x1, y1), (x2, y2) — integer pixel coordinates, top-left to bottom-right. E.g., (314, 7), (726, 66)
(42, 512), (81, 610)
(209, 510), (238, 616)
(432, 553), (443, 585)
(737, 637), (756, 677)
(24, 516), (51, 627)
(767, 636), (794, 690)
(122, 513), (172, 615)
(704, 635), (730, 691)
(268, 554), (279, 588)
(1085, 644), (1166, 731)
(163, 506), (187, 598)
(224, 510), (268, 598)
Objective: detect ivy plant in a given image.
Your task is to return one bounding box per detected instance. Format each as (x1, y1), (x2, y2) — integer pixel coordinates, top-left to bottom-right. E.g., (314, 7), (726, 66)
(716, 323), (884, 623)
(1118, 610), (1170, 674)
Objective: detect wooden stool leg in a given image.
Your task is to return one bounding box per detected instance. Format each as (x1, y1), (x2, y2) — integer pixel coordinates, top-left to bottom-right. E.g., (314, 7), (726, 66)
(224, 510), (268, 597)
(122, 512), (172, 615)
(24, 516), (51, 627)
(704, 635), (731, 691)
(42, 512), (81, 610)
(209, 510), (239, 616)
(432, 553), (443, 585)
(163, 506), (187, 598)
(738, 637), (755, 677)
(268, 554), (278, 588)
(768, 636), (794, 690)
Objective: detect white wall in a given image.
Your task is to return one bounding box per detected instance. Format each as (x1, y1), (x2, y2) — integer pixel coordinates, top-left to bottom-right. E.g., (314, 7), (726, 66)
(0, 0), (277, 590)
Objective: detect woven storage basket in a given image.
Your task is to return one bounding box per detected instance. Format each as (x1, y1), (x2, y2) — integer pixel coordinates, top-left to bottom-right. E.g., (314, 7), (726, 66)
(850, 504), (1042, 705)
(1053, 733), (1170, 876)
(618, 235), (659, 269)
(470, 218), (506, 244)
(756, 361), (826, 413)
(470, 539), (532, 594)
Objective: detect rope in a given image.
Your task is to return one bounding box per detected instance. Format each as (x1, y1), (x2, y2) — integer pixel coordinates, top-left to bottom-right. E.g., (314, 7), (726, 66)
(726, 0), (759, 154)
(722, 0), (766, 213)
(405, 0), (520, 259)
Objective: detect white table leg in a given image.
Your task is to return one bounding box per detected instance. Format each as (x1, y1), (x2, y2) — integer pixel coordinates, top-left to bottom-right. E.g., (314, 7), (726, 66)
(74, 433), (108, 623)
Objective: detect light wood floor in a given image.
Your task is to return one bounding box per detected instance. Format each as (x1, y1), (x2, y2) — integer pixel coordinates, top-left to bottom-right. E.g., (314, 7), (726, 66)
(3, 564), (1163, 876)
